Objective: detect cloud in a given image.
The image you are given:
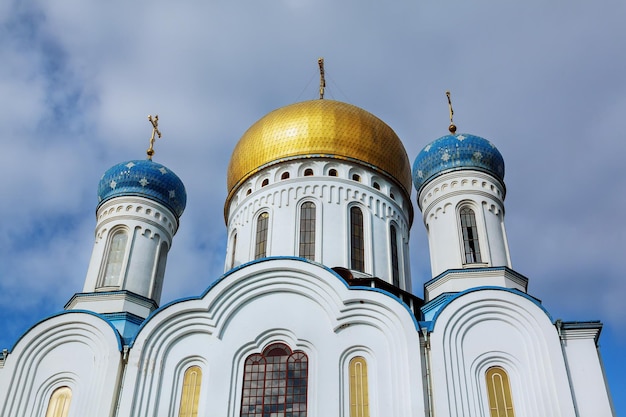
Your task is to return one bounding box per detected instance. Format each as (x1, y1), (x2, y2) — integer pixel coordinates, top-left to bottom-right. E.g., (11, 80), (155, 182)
(0, 0), (624, 410)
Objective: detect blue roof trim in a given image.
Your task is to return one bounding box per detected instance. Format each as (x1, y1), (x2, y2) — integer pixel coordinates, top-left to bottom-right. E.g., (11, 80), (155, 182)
(128, 256), (420, 346)
(8, 309), (124, 353)
(424, 286), (553, 332)
(421, 293), (456, 321)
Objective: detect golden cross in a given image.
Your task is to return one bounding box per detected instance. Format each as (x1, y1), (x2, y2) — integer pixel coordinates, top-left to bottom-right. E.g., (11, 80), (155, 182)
(147, 114), (162, 160)
(318, 57), (326, 100)
(446, 91), (457, 134)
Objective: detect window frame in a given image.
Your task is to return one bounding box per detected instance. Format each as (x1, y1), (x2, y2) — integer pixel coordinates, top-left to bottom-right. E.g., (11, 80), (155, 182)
(253, 211), (270, 260)
(240, 343), (309, 417)
(348, 356), (370, 417)
(389, 223), (401, 287)
(177, 365), (203, 417)
(298, 201), (317, 261)
(485, 366), (516, 417)
(349, 205), (366, 272)
(98, 226), (130, 289)
(229, 231), (238, 269)
(457, 203), (487, 266)
(44, 386), (72, 417)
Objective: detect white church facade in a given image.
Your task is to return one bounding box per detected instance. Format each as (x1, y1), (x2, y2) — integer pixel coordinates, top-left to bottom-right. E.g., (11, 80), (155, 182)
(0, 94), (615, 416)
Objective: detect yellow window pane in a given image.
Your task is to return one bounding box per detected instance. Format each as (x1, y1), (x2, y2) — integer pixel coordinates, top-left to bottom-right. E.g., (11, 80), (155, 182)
(45, 386), (72, 417)
(486, 366), (515, 417)
(349, 357), (370, 417)
(179, 366), (202, 417)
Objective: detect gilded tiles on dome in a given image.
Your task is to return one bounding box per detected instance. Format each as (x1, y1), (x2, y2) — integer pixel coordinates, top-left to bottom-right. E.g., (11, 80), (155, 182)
(227, 100), (412, 201)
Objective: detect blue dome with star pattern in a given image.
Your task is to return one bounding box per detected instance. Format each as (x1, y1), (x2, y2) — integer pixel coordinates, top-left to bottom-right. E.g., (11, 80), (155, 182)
(412, 133), (505, 194)
(97, 160), (186, 217)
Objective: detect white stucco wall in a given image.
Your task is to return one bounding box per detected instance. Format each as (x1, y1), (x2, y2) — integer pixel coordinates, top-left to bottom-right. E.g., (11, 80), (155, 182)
(0, 312), (122, 417)
(560, 325), (615, 417)
(117, 258), (425, 417)
(427, 288), (577, 417)
(225, 160), (413, 291)
(419, 171), (510, 278)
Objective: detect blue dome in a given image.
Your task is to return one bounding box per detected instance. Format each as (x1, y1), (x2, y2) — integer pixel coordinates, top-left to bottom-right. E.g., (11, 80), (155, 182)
(412, 133), (505, 193)
(97, 160), (187, 217)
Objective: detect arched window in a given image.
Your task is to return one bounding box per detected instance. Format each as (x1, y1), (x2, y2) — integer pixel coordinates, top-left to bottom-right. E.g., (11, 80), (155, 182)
(281, 172), (290, 180)
(230, 232), (238, 268)
(350, 207), (365, 272)
(373, 182), (380, 190)
(352, 174), (361, 182)
(349, 357), (370, 417)
(240, 343), (308, 417)
(486, 366), (515, 417)
(390, 225), (400, 287)
(102, 229), (128, 287)
(45, 386), (72, 417)
(460, 207), (482, 263)
(254, 212), (269, 259)
(304, 168), (314, 176)
(328, 169), (338, 177)
(299, 202), (316, 261)
(152, 241), (168, 302)
(178, 366), (202, 417)
(261, 178), (269, 187)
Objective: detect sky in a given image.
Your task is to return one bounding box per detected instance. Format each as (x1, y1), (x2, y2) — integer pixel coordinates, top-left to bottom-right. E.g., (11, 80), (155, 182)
(0, 0), (624, 413)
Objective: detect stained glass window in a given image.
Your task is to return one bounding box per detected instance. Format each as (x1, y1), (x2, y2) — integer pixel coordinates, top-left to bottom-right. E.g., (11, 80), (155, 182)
(486, 366), (515, 417)
(350, 207), (365, 272)
(299, 203), (316, 261)
(460, 207), (482, 263)
(102, 229), (128, 287)
(240, 343), (308, 417)
(255, 212), (269, 259)
(178, 366), (202, 417)
(349, 357), (370, 417)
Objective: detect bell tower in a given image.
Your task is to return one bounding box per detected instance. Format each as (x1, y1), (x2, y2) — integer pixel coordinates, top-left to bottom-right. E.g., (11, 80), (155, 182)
(412, 94), (522, 302)
(65, 117), (186, 339)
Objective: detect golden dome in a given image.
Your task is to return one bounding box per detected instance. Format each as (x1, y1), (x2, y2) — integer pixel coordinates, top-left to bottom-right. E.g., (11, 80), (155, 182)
(226, 99), (413, 199)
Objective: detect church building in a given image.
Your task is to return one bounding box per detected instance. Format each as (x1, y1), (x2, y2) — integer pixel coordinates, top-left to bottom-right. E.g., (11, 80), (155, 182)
(0, 81), (615, 416)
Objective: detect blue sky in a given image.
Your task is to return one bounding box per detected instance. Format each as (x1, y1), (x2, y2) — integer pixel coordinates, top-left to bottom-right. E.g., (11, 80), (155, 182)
(1, 0), (624, 413)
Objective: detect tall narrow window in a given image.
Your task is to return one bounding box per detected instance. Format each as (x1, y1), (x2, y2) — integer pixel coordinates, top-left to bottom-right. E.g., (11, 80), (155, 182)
(390, 225), (400, 287)
(349, 357), (370, 417)
(254, 212), (269, 259)
(350, 207), (365, 272)
(486, 366), (515, 417)
(299, 202), (316, 261)
(240, 343), (308, 417)
(45, 386), (72, 417)
(230, 232), (238, 268)
(178, 366), (202, 417)
(152, 242), (168, 302)
(460, 207), (482, 263)
(102, 229), (128, 287)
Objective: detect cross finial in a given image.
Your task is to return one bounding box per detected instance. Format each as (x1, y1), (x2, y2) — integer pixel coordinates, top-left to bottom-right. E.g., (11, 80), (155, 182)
(147, 114), (161, 160)
(446, 91), (457, 134)
(318, 57), (326, 100)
